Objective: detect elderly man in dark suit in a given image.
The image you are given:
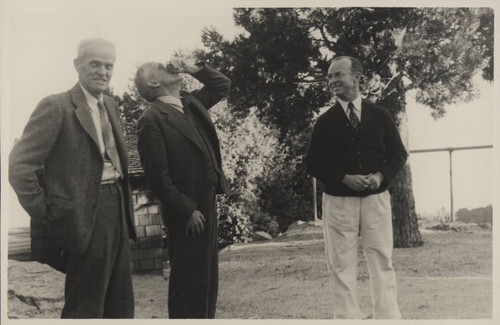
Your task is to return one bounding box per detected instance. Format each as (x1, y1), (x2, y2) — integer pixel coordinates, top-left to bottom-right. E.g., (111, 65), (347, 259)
(305, 56), (407, 319)
(134, 57), (230, 318)
(9, 38), (136, 318)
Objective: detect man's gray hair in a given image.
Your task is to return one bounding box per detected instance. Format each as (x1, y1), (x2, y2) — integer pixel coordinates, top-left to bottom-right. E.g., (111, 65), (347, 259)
(134, 65), (156, 102)
(331, 56), (364, 74)
(76, 38), (115, 59)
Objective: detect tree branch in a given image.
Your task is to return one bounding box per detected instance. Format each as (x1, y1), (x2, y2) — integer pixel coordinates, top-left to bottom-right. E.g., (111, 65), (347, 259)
(295, 78), (326, 84)
(316, 25), (338, 52)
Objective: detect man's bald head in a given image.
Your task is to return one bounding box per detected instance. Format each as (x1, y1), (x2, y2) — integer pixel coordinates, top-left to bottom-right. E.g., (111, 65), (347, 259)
(134, 61), (183, 102)
(135, 62), (162, 102)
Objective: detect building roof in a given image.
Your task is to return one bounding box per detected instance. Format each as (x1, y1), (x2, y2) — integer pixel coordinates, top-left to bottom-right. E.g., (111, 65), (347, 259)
(125, 135), (144, 177)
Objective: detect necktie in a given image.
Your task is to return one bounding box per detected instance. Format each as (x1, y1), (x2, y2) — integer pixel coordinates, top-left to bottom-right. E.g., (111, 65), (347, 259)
(97, 101), (123, 177)
(348, 102), (360, 132)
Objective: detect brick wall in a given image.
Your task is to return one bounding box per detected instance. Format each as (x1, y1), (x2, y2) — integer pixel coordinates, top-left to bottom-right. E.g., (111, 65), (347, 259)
(129, 183), (166, 272)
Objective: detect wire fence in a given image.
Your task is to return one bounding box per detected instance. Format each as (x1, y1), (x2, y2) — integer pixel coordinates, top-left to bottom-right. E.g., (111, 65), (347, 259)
(312, 144), (493, 222)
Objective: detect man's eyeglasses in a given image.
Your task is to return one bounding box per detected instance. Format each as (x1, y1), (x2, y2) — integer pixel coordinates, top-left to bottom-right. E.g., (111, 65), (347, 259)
(329, 71), (356, 79)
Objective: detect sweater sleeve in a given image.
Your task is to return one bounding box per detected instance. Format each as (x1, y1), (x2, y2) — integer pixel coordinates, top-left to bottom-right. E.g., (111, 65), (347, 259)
(378, 110), (408, 184)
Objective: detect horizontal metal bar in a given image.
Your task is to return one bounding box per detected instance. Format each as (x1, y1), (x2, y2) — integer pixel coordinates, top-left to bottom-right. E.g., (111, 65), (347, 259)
(410, 145), (493, 154)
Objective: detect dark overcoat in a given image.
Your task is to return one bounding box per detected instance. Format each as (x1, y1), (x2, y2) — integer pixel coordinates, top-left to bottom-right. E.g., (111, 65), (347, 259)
(136, 65), (230, 318)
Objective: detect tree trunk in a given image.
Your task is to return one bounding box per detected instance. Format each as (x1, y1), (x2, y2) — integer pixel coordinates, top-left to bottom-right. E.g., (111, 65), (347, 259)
(382, 79), (423, 248)
(389, 164), (423, 247)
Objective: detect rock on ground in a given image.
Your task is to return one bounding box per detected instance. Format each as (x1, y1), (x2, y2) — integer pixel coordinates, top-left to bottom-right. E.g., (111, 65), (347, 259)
(478, 223), (492, 230)
(278, 220), (323, 240)
(426, 222), (478, 233)
(284, 220), (323, 234)
(253, 231), (273, 241)
(8, 259), (65, 319)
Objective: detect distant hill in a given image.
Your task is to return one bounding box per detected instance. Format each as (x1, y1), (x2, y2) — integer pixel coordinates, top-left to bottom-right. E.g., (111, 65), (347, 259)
(456, 205), (492, 224)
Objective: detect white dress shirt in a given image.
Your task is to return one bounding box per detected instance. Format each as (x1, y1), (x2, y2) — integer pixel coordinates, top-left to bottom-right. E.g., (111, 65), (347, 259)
(80, 84), (120, 182)
(157, 95), (184, 113)
(338, 96), (362, 122)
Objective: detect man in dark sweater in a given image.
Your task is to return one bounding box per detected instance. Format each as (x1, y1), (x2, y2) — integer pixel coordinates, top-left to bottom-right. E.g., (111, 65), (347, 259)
(305, 56), (407, 319)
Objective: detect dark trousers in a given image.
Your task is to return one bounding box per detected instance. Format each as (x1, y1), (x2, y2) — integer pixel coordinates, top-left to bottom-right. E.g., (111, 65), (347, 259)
(167, 187), (218, 319)
(61, 182), (134, 318)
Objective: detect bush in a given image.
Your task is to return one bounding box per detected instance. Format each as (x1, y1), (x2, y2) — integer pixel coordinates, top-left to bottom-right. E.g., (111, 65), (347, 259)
(255, 131), (316, 233)
(432, 207), (451, 223)
(211, 104), (282, 247)
(217, 196), (253, 249)
(252, 213), (281, 237)
(456, 205), (493, 224)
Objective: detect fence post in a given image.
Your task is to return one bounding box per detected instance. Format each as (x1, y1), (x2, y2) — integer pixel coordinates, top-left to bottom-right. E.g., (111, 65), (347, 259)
(313, 177), (318, 221)
(449, 149), (454, 222)
(410, 145), (492, 223)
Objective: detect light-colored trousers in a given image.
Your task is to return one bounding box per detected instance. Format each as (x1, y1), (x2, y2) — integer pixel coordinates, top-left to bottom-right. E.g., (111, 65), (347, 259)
(322, 191), (401, 319)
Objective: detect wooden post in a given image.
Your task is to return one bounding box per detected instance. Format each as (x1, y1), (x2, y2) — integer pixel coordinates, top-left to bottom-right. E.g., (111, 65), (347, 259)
(449, 149), (454, 222)
(313, 177), (318, 221)
(410, 145), (492, 223)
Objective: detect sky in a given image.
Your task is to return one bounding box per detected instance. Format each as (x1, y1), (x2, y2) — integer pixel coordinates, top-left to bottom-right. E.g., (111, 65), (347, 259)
(1, 0), (497, 230)
(406, 79), (494, 218)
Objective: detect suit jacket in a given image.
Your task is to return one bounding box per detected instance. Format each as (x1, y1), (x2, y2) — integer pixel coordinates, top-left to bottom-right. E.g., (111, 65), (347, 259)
(305, 100), (407, 197)
(137, 65), (230, 230)
(9, 84), (137, 254)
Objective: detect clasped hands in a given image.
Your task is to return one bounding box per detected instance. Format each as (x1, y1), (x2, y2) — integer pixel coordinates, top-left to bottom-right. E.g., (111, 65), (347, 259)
(342, 172), (384, 192)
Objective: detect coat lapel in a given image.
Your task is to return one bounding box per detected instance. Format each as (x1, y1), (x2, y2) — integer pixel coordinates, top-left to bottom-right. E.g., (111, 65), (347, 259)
(332, 101), (349, 122)
(71, 84), (100, 151)
(104, 96), (128, 173)
(152, 100), (204, 152)
(182, 96), (217, 135)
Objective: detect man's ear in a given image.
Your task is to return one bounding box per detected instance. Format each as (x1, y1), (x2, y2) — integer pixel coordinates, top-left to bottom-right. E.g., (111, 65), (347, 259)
(73, 58), (80, 72)
(146, 80), (161, 88)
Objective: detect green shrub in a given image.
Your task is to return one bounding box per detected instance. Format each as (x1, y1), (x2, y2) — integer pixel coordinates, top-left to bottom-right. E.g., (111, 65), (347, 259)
(211, 104), (282, 247)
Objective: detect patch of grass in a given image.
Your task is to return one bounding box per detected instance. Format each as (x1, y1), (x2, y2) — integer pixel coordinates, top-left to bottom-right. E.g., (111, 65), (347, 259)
(394, 231), (492, 277)
(131, 227), (492, 319)
(216, 228), (492, 319)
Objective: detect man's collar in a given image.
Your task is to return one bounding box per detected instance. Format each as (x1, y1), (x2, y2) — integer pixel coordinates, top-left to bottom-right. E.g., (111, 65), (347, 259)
(79, 83), (103, 108)
(338, 96), (362, 113)
(157, 95), (183, 107)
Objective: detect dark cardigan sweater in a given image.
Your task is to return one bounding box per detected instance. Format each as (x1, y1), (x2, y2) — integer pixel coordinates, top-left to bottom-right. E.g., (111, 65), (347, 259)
(305, 100), (408, 197)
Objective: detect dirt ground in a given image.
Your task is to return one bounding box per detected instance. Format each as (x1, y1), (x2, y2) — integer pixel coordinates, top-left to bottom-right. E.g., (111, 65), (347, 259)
(132, 223), (493, 319)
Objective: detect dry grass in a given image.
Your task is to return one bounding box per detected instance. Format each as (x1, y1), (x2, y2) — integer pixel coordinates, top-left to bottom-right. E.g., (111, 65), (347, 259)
(133, 224), (492, 319)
